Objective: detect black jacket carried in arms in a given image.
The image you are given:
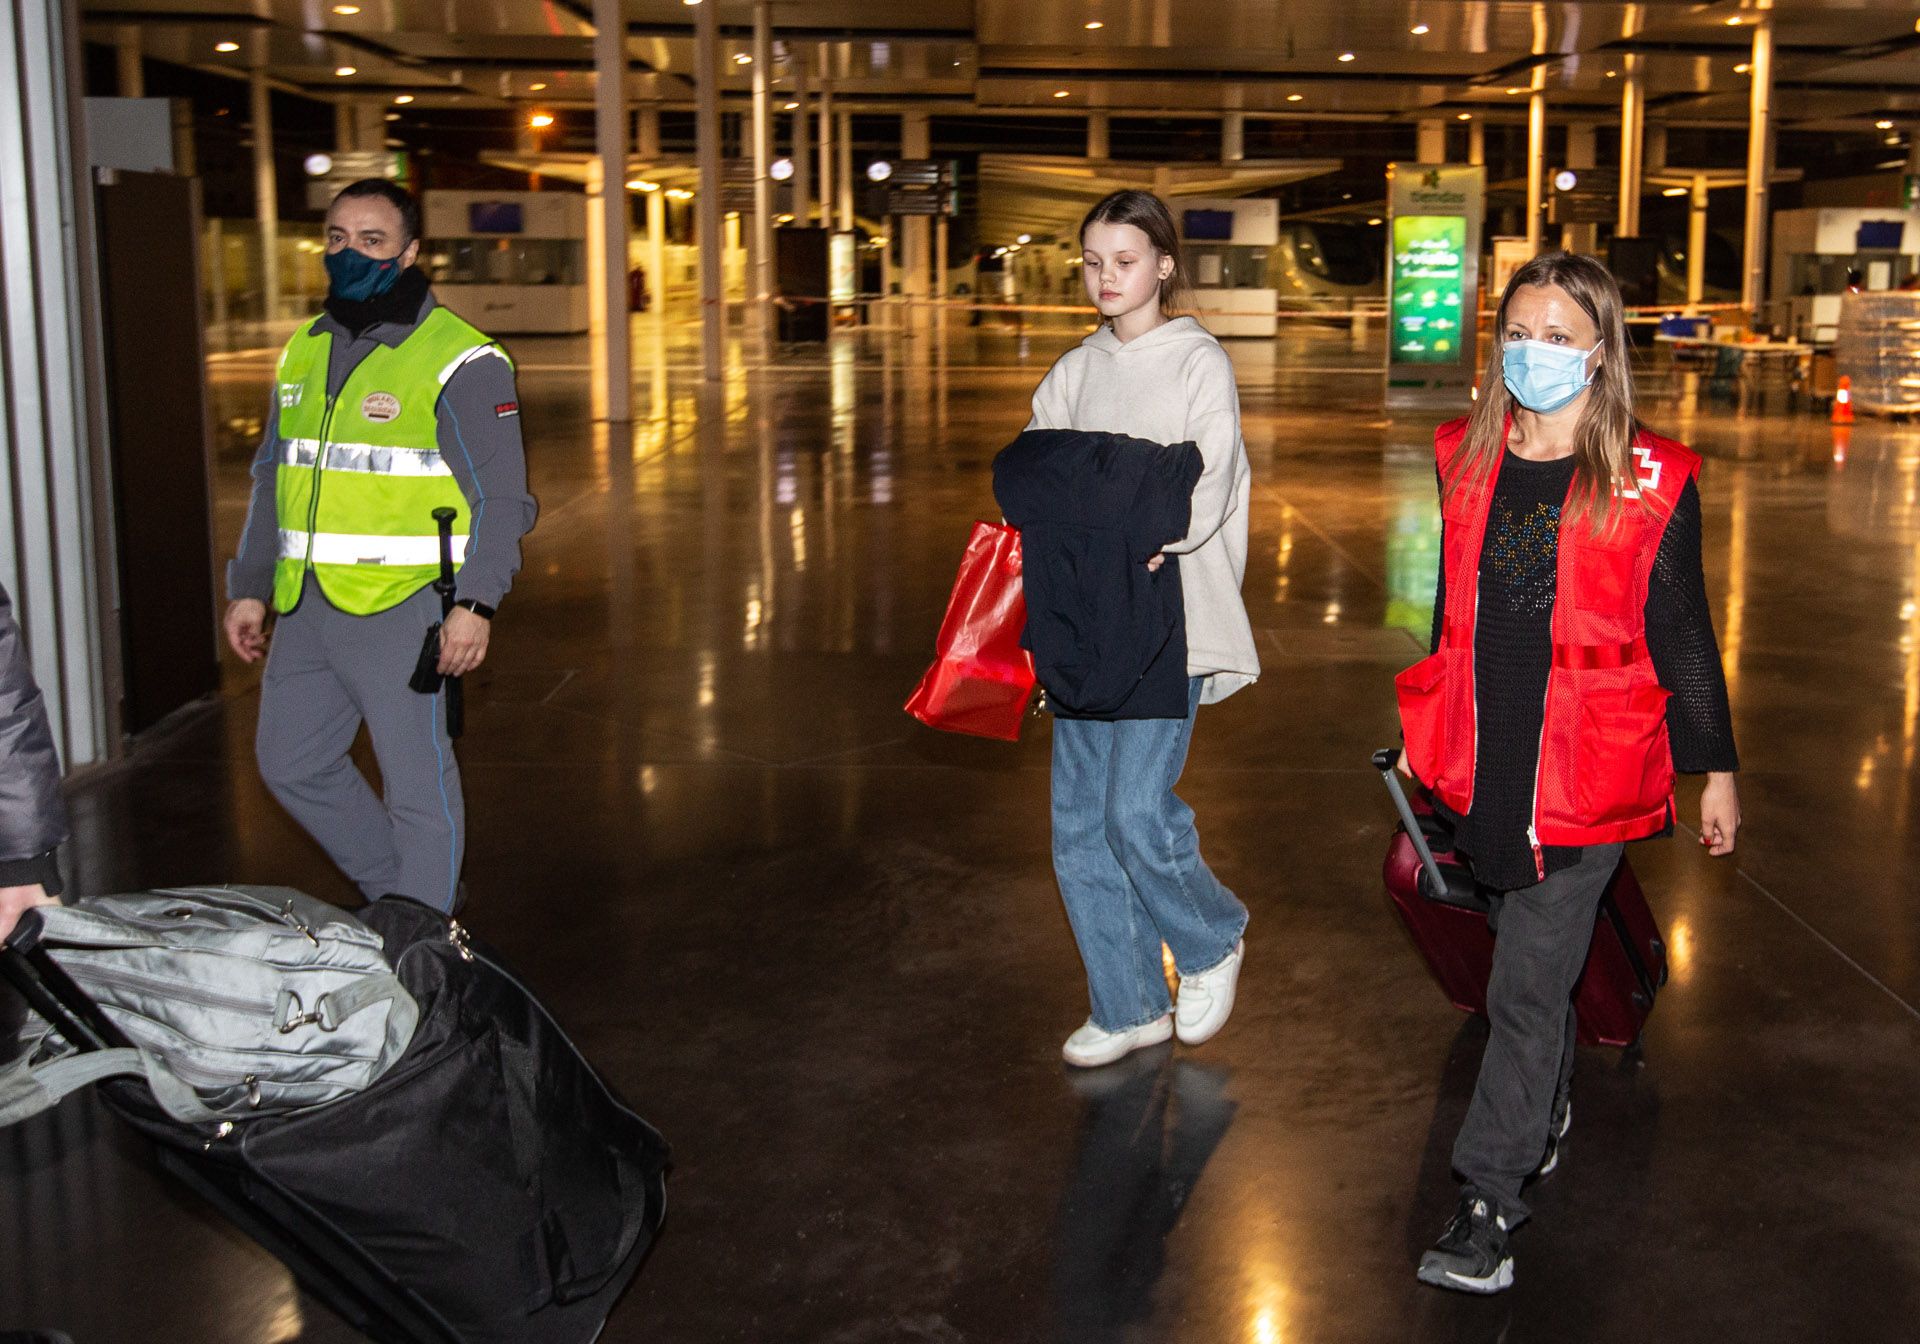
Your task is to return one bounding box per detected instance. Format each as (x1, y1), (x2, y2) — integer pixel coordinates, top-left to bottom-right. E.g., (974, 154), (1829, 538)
(0, 583), (67, 893)
(992, 429), (1202, 720)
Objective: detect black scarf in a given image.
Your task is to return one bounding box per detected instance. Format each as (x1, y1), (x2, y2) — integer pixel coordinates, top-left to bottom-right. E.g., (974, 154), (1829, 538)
(324, 265), (431, 338)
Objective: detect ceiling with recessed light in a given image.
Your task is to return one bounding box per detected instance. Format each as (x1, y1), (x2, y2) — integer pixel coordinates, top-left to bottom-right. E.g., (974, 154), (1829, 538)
(78, 0), (1920, 128)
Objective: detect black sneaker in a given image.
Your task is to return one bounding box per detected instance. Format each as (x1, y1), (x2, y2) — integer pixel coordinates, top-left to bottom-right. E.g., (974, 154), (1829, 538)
(1535, 1097), (1573, 1178)
(1417, 1192), (1515, 1294)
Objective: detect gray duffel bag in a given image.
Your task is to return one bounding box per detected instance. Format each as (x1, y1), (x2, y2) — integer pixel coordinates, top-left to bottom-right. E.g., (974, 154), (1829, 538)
(0, 885), (419, 1126)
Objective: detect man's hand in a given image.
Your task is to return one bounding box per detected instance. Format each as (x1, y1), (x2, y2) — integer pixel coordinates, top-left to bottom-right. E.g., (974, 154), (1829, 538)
(1395, 748), (1412, 779)
(1146, 553), (1166, 573)
(436, 606), (491, 677)
(224, 599), (270, 663)
(0, 883), (55, 945)
(1700, 772), (1741, 856)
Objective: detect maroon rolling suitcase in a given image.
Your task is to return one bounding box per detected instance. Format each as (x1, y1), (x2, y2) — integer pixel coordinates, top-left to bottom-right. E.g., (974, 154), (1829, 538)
(1371, 749), (1668, 1048)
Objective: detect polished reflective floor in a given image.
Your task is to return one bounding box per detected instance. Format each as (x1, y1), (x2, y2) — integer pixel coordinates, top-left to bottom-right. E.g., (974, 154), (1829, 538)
(7, 314), (1920, 1342)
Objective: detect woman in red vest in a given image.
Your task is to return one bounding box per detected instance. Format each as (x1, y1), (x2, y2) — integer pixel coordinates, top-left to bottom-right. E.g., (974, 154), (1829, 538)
(1397, 252), (1741, 1294)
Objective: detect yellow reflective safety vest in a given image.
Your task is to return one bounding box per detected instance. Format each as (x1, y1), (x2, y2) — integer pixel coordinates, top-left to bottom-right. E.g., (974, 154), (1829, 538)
(271, 305), (510, 616)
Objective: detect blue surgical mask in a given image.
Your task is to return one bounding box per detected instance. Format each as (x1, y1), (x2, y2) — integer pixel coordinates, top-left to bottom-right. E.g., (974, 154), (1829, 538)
(325, 246), (407, 302)
(1501, 338), (1603, 414)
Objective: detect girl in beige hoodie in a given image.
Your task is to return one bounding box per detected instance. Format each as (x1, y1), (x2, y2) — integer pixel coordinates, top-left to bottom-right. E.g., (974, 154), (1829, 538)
(1024, 190), (1259, 1068)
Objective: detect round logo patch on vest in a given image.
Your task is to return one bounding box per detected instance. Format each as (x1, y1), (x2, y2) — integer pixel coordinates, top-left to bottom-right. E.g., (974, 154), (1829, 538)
(360, 392), (402, 423)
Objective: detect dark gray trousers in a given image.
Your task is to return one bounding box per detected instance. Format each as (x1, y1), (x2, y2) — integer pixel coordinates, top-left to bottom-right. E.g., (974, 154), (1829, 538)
(1451, 841), (1625, 1224)
(256, 576), (464, 911)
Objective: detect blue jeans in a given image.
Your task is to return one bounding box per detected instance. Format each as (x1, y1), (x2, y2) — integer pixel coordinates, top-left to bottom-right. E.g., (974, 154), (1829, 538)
(1050, 677), (1249, 1031)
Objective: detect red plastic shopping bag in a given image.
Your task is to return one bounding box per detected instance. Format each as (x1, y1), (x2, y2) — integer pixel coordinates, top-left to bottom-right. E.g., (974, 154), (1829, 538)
(904, 521), (1038, 742)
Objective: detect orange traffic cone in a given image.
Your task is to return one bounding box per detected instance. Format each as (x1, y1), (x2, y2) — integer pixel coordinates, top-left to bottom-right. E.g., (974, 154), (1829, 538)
(1833, 375), (1855, 425)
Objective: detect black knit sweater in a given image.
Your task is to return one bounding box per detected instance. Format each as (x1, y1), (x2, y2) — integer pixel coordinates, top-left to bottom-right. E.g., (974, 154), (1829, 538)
(1429, 450), (1739, 890)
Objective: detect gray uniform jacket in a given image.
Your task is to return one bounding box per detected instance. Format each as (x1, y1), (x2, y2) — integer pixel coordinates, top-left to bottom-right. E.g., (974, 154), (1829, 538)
(227, 288), (538, 610)
(0, 583), (68, 894)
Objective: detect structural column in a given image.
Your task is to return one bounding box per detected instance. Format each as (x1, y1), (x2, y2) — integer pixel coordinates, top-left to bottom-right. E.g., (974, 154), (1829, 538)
(1562, 121), (1597, 255)
(1688, 173), (1709, 305)
(750, 0), (773, 345)
(695, 0), (723, 380)
(115, 24), (141, 96)
(815, 47), (833, 228)
(1087, 110), (1110, 159)
(1741, 17), (1774, 313)
(836, 110), (854, 231)
(792, 46), (811, 225)
(1617, 52), (1645, 236)
(1221, 111), (1244, 163)
(1468, 119), (1485, 167)
(901, 110), (930, 331)
(250, 68), (281, 326)
(1417, 118), (1446, 164)
(591, 0), (631, 420)
(1526, 83), (1546, 253)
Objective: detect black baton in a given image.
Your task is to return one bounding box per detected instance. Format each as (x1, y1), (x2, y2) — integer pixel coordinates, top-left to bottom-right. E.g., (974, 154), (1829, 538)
(432, 506), (464, 739)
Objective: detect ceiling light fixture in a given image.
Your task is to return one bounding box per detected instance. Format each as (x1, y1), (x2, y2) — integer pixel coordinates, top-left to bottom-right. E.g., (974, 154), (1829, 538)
(530, 82), (547, 90)
(1367, 217), (1383, 225)
(666, 187), (694, 199)
(1662, 186), (1688, 196)
(1017, 233), (1032, 243)
(1605, 69), (1618, 78)
(1410, 23), (1429, 35)
(1338, 52), (1356, 62)
(734, 53), (752, 64)
(332, 4), (360, 13)
(630, 179), (660, 191)
(1054, 89), (1071, 97)
(1734, 62), (1751, 73)
(1456, 112), (1472, 120)
(214, 40), (239, 52)
(1085, 20), (1104, 29)
(783, 101), (798, 110)
(529, 112), (555, 128)
(1286, 93), (1304, 102)
(1725, 14), (1742, 24)
(334, 65), (357, 76)
(393, 94), (414, 104)
(1505, 86), (1525, 94)
(770, 157), (794, 181)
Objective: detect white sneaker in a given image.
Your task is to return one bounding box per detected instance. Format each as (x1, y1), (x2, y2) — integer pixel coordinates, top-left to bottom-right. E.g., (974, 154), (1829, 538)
(1175, 939), (1244, 1046)
(1061, 1014), (1174, 1068)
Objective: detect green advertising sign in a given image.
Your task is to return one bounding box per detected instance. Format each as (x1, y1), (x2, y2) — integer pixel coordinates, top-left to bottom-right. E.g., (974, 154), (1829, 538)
(1390, 215), (1467, 365)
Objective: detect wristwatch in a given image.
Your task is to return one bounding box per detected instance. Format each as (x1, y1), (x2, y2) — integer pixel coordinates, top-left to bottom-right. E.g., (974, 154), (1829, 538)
(454, 598), (496, 620)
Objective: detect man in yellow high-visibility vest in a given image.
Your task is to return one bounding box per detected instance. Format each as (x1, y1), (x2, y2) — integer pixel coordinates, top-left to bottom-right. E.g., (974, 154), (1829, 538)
(223, 180), (537, 912)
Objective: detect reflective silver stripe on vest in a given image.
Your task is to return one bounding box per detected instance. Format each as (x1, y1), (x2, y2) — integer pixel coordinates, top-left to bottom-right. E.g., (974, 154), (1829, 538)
(278, 529), (469, 567)
(280, 438), (453, 477)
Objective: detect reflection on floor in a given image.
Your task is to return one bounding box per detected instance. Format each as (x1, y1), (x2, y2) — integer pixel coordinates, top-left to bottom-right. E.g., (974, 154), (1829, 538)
(7, 316), (1920, 1342)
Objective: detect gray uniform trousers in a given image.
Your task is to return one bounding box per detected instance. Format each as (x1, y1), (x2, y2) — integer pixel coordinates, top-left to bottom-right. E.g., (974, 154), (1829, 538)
(256, 575), (463, 911)
(1450, 841), (1626, 1224)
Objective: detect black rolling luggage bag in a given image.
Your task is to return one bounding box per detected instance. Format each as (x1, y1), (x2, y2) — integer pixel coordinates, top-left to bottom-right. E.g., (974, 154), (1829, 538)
(1, 896), (669, 1344)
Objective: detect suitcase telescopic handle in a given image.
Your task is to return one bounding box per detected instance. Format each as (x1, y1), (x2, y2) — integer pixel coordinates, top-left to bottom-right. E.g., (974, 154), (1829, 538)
(0, 909), (132, 1053)
(1372, 747), (1450, 905)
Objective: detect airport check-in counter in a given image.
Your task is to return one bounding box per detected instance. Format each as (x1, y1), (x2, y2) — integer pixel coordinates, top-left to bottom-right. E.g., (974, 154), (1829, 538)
(1771, 207), (1920, 346)
(423, 189), (589, 335)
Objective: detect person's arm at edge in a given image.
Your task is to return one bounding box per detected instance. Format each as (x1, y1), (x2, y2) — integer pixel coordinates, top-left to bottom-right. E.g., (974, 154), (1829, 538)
(1161, 345), (1244, 556)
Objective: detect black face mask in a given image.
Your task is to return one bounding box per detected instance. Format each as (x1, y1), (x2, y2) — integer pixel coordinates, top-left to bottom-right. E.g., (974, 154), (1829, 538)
(324, 264), (429, 336)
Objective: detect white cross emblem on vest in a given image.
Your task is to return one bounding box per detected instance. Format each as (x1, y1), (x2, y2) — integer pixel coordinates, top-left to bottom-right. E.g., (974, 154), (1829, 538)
(1617, 443), (1662, 499)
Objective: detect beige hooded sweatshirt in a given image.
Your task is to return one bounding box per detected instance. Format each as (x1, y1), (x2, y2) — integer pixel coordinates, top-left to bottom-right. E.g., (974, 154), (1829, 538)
(1026, 315), (1259, 704)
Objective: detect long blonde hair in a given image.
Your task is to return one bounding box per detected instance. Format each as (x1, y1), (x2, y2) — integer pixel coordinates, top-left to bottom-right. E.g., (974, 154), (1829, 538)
(1446, 251), (1642, 533)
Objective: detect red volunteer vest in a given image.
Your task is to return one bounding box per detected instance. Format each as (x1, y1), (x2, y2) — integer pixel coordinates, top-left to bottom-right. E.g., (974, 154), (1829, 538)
(1396, 416), (1702, 873)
